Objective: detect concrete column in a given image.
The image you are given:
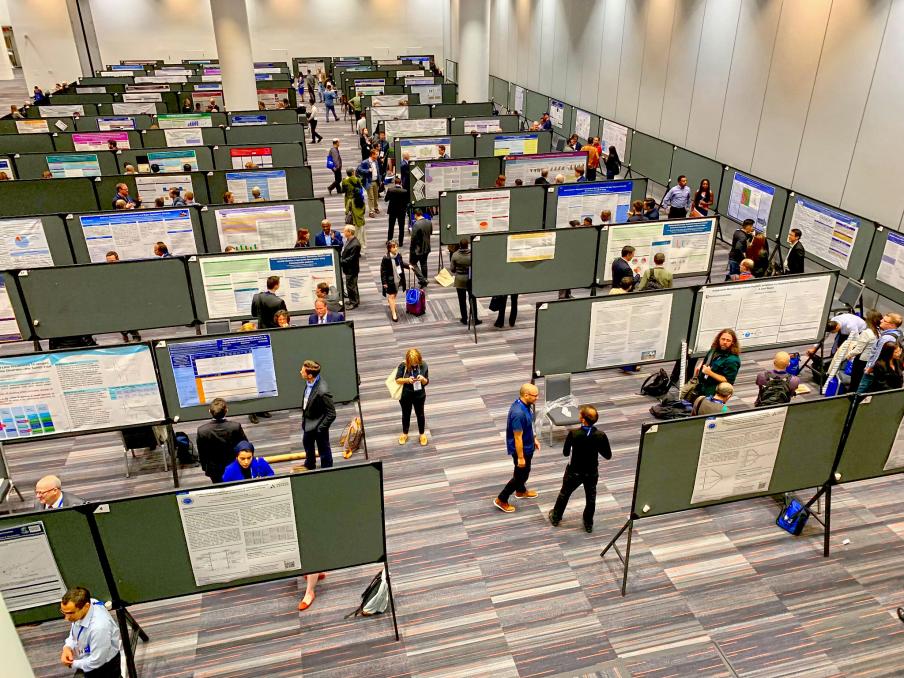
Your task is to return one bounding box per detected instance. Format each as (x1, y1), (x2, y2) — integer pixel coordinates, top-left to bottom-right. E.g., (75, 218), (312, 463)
(0, 32), (13, 81)
(7, 0), (83, 92)
(209, 0), (258, 112)
(456, 0), (489, 102)
(0, 595), (35, 678)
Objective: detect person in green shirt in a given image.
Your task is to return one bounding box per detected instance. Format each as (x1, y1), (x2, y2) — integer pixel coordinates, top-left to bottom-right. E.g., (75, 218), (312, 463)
(694, 329), (742, 397)
(350, 93), (362, 120)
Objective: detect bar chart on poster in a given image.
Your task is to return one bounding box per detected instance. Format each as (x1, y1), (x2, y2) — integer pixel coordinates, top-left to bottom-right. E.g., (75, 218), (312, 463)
(788, 198), (859, 271)
(728, 172), (774, 231)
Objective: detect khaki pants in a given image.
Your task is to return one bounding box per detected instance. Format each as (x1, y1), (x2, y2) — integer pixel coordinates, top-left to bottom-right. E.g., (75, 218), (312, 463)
(367, 182), (379, 214)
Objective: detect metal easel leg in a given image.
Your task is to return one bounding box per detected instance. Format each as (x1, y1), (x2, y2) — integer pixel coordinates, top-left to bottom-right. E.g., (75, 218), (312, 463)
(165, 424), (180, 488)
(115, 607), (145, 678)
(356, 399), (369, 460)
(823, 484), (832, 557)
(601, 517), (635, 595)
(383, 561), (401, 642)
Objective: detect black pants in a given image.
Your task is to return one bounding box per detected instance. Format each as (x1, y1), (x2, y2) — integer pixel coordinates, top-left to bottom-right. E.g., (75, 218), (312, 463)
(668, 206), (687, 219)
(302, 428), (333, 469)
(551, 467), (598, 526)
(411, 253), (429, 280)
(495, 294), (518, 326)
(79, 652), (122, 677)
(585, 167), (597, 182)
(328, 168), (342, 193)
(344, 272), (359, 305)
(456, 287), (477, 322)
(498, 454), (532, 502)
(388, 213), (406, 246)
(849, 359), (866, 392)
(400, 391), (426, 434)
(310, 118), (322, 143)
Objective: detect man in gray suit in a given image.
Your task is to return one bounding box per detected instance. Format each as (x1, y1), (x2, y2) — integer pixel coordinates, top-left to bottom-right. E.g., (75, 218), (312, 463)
(34, 475), (86, 510)
(300, 360), (336, 470)
(409, 209), (433, 281)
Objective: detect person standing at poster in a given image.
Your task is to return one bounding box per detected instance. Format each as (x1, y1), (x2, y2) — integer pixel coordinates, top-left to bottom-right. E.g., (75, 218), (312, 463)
(250, 276), (287, 329)
(493, 384), (540, 514)
(661, 175), (691, 219)
(59, 587), (122, 677)
(783, 228), (806, 274)
(196, 398), (249, 484)
(300, 360), (336, 470)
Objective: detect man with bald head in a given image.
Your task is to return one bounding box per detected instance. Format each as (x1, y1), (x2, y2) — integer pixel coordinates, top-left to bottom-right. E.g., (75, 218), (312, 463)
(34, 476), (86, 510)
(494, 383), (541, 513)
(755, 351), (800, 407)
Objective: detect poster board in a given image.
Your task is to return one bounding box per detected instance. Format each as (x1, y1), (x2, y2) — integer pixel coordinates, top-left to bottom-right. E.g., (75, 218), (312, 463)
(835, 389), (904, 483)
(0, 271), (29, 342)
(0, 178), (99, 217)
(200, 199), (327, 253)
(545, 180), (634, 228)
(383, 117), (448, 143)
(862, 227), (904, 307)
(438, 185), (546, 244)
(628, 131), (671, 185)
(718, 168), (788, 239)
(206, 167), (314, 203)
(68, 208), (203, 263)
(502, 151), (588, 185)
(0, 216), (73, 268)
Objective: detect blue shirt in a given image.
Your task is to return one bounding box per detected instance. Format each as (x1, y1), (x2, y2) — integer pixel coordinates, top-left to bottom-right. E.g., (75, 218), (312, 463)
(221, 456), (275, 482)
(506, 398), (535, 457)
(324, 90), (336, 105)
(662, 185), (691, 209)
(65, 599), (122, 673)
(304, 375), (320, 406)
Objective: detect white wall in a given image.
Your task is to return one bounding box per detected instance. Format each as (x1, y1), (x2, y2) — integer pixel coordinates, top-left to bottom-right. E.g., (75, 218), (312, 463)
(488, 0), (904, 230)
(7, 0), (83, 91)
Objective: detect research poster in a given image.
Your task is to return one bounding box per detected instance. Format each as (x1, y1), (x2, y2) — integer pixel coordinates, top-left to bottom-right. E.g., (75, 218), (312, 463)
(370, 95), (410, 107)
(232, 114), (268, 126)
(112, 102), (157, 115)
(404, 76), (435, 86)
(506, 232), (556, 262)
(882, 415), (904, 472)
(0, 345), (164, 438)
(0, 279), (21, 342)
(419, 160), (479, 200)
(789, 197), (859, 270)
(463, 118), (502, 134)
(230, 147), (274, 169)
(199, 249), (337, 319)
(215, 204), (296, 251)
(0, 218), (54, 268)
(177, 479), (300, 586)
(554, 181), (633, 228)
(135, 76), (185, 84)
(877, 231), (904, 293)
(169, 334), (278, 407)
(147, 150), (198, 173)
(296, 61), (325, 76)
(15, 119), (49, 134)
(693, 274), (832, 354)
(493, 133), (539, 157)
(549, 99), (565, 128)
(164, 128), (204, 147)
(191, 91), (224, 110)
(399, 137), (452, 161)
(575, 109), (592, 141)
(410, 84), (442, 104)
(503, 151), (587, 186)
(384, 118), (447, 143)
(257, 89), (288, 109)
(135, 174), (192, 205)
(514, 86), (525, 113)
(586, 293), (673, 368)
(603, 219), (717, 282)
(601, 119), (628, 161)
(0, 522), (67, 611)
(71, 132), (130, 151)
(354, 78), (385, 96)
(76, 86), (106, 94)
(40, 105), (84, 117)
(121, 92), (161, 103)
(728, 172), (775, 232)
(691, 407), (788, 504)
(369, 106), (409, 124)
(46, 154), (101, 178)
(226, 170), (289, 202)
(455, 190), (511, 235)
(97, 117), (136, 131)
(0, 158), (14, 180)
(80, 209), (196, 262)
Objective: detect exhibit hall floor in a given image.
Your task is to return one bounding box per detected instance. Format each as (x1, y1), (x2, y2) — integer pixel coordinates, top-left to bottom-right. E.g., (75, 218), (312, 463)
(10, 111), (904, 677)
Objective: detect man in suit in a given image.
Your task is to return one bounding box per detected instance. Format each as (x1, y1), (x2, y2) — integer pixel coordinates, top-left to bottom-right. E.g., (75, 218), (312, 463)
(534, 168), (550, 185)
(611, 245), (640, 288)
(327, 139), (342, 195)
(250, 275), (287, 328)
(34, 475), (86, 510)
(385, 175), (410, 246)
(300, 360), (336, 470)
(196, 398), (249, 484)
(111, 183), (137, 209)
(308, 299), (344, 325)
(341, 226), (361, 309)
(315, 281), (342, 313)
(409, 208), (433, 281)
(314, 219), (343, 249)
(784, 228), (805, 274)
(399, 152), (411, 192)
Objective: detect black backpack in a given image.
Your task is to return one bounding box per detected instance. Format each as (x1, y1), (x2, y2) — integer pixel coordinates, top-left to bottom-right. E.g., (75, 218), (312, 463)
(755, 373), (793, 407)
(640, 369), (671, 397)
(650, 399), (692, 420)
(174, 431), (197, 464)
(644, 269), (664, 290)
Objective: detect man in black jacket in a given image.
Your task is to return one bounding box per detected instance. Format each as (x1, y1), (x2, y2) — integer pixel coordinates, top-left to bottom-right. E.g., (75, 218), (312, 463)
(384, 175), (409, 246)
(250, 276), (287, 328)
(196, 398), (248, 483)
(327, 139), (342, 195)
(341, 225), (361, 309)
(728, 219), (754, 279)
(300, 360), (336, 470)
(409, 209), (433, 280)
(611, 245), (639, 288)
(547, 405), (612, 533)
(784, 228), (805, 274)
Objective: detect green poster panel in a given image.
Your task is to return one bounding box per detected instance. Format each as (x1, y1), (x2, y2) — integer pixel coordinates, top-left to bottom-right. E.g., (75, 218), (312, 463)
(206, 166), (314, 202)
(0, 178), (100, 216)
(629, 132), (672, 185)
(14, 150), (119, 180)
(200, 199), (327, 252)
(0, 134), (56, 154)
(140, 127), (226, 148)
(836, 389), (904, 483)
(2, 271), (31, 341)
(115, 146), (215, 173)
(861, 227), (904, 307)
(669, 147), (723, 204)
(212, 143), (306, 170)
(633, 395), (853, 518)
(716, 167), (788, 241)
(225, 124), (308, 147)
(94, 172), (211, 208)
(410, 157), (503, 208)
(474, 131), (553, 157)
(438, 185), (546, 245)
(489, 76), (509, 106)
(430, 102), (494, 118)
(523, 89), (548, 122)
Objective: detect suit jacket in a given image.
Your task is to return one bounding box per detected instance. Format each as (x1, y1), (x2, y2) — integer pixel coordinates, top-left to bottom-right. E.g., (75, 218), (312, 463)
(308, 310), (344, 324)
(534, 176), (549, 185)
(196, 418), (248, 482)
(611, 257), (637, 285)
(315, 231), (344, 248)
(400, 160), (410, 191)
(34, 492), (87, 510)
(409, 218), (433, 256)
(340, 237), (361, 275)
(384, 184), (409, 216)
(302, 378), (336, 433)
(785, 241), (805, 274)
(250, 290), (287, 328)
(328, 146), (342, 172)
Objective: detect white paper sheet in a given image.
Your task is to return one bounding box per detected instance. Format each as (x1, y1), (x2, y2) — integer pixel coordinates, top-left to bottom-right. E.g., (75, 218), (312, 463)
(506, 232), (556, 262)
(0, 522), (67, 611)
(586, 293), (673, 369)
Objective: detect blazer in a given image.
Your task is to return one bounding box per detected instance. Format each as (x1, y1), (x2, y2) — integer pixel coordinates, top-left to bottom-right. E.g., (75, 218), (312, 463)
(611, 257), (637, 285)
(315, 231), (344, 248)
(380, 253), (408, 295)
(384, 184), (410, 216)
(409, 217), (433, 256)
(250, 290), (287, 328)
(340, 237), (361, 275)
(196, 418), (248, 482)
(357, 159), (380, 188)
(34, 492), (86, 510)
(308, 310), (345, 324)
(328, 146), (342, 172)
(785, 241), (805, 274)
(302, 378), (336, 433)
(221, 457), (275, 483)
(450, 248), (471, 289)
(534, 176), (549, 185)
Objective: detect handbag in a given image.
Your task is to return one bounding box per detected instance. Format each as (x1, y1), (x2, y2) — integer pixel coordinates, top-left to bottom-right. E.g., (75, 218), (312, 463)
(385, 367), (403, 400)
(680, 351), (712, 401)
(326, 154), (335, 170)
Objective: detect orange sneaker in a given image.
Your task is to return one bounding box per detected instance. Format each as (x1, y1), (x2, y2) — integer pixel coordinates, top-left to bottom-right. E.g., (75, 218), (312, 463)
(493, 498), (515, 513)
(514, 489), (538, 499)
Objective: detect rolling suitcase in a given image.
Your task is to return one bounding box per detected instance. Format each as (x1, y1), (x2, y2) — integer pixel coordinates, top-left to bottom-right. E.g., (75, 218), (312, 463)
(405, 288), (426, 316)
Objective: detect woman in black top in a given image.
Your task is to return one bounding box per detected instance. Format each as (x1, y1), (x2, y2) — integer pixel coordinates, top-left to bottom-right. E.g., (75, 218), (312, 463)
(395, 348), (430, 446)
(380, 240), (417, 322)
(604, 146), (621, 181)
(181, 97), (193, 113)
(868, 342), (903, 392)
(693, 178), (715, 216)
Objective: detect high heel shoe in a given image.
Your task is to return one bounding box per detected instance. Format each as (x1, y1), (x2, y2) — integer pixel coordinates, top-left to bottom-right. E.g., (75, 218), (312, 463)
(392, 315), (399, 322)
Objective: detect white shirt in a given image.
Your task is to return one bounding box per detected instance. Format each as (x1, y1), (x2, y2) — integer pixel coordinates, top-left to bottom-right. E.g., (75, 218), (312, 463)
(369, 160), (378, 180)
(309, 105), (318, 121)
(832, 313), (867, 336)
(65, 599), (122, 672)
(356, 117), (366, 134)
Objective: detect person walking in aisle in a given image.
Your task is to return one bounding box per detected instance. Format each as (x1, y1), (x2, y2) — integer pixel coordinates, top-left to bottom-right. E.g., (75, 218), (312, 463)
(395, 348), (430, 446)
(327, 139), (342, 195)
(308, 103), (322, 143)
(409, 208), (433, 280)
(494, 383), (540, 513)
(341, 169), (367, 248)
(300, 360), (336, 470)
(359, 148), (382, 219)
(341, 226), (361, 309)
(323, 84), (339, 121)
(662, 175), (692, 218)
(385, 175), (409, 246)
(381, 240), (423, 322)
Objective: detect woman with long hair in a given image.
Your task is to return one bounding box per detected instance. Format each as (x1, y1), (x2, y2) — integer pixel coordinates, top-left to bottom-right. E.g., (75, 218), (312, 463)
(604, 145), (621, 181)
(395, 348), (430, 445)
(380, 240), (418, 322)
(846, 309), (883, 391)
(745, 232), (770, 277)
(868, 341), (903, 392)
(693, 178), (715, 216)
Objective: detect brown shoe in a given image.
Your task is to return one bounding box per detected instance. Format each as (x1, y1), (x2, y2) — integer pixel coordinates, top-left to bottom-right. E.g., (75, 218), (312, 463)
(493, 498), (515, 513)
(514, 489), (538, 499)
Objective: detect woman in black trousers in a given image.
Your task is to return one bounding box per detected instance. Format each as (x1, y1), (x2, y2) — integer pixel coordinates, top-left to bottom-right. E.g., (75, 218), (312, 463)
(395, 348), (429, 446)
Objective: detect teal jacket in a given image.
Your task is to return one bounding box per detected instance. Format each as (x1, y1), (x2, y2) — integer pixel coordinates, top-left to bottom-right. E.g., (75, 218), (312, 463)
(699, 349), (741, 397)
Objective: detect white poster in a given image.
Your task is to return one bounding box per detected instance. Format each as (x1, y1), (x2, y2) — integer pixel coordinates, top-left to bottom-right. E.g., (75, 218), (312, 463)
(514, 86), (525, 114)
(164, 128), (204, 147)
(789, 197), (859, 270)
(549, 99), (565, 128)
(0, 345), (164, 439)
(882, 413), (904, 472)
(214, 204), (297, 251)
(691, 407), (788, 504)
(728, 172), (775, 232)
(693, 274), (833, 354)
(423, 160), (479, 200)
(601, 119), (628, 161)
(369, 106), (409, 124)
(463, 118), (503, 134)
(384, 118), (447, 143)
(177, 479), (301, 586)
(399, 136), (452, 161)
(122, 92), (162, 102)
(112, 102), (158, 115)
(410, 84), (442, 104)
(80, 209), (196, 262)
(39, 105), (84, 117)
(586, 292), (673, 369)
(225, 170), (289, 203)
(455, 190), (511, 235)
(575, 109), (592, 141)
(0, 218), (54, 268)
(0, 522), (67, 611)
(0, 279), (20, 342)
(603, 219), (717, 282)
(370, 95), (410, 107)
(15, 119), (49, 134)
(135, 174), (192, 205)
(506, 232), (556, 263)
(876, 231), (904, 293)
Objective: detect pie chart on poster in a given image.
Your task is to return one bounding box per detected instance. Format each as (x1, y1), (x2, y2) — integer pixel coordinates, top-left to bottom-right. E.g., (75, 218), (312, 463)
(479, 221), (489, 229)
(14, 235), (29, 248)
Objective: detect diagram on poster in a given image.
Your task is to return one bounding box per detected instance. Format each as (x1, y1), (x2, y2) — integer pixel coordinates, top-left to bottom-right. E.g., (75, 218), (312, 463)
(384, 118), (447, 143)
(691, 407), (787, 504)
(600, 119), (628, 161)
(177, 479), (300, 586)
(225, 170), (289, 202)
(135, 174), (192, 205)
(549, 99), (565, 128)
(728, 172), (774, 232)
(506, 232), (555, 262)
(877, 231), (904, 294)
(0, 522), (67, 611)
(399, 137), (451, 161)
(603, 219), (716, 281)
(455, 190), (510, 235)
(503, 152), (586, 186)
(575, 109), (591, 140)
(554, 181), (632, 228)
(493, 134), (539, 157)
(0, 218), (54, 269)
(789, 198), (859, 270)
(586, 292), (673, 369)
(215, 204), (296, 251)
(463, 118), (502, 134)
(423, 160), (479, 199)
(164, 128), (204, 147)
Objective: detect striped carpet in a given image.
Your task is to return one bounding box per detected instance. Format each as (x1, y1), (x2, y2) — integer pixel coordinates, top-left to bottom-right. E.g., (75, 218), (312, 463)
(10, 110), (904, 677)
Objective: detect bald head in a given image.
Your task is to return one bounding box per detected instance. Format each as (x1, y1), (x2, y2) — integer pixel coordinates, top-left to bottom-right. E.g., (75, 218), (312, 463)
(519, 383), (539, 405)
(773, 351), (791, 371)
(35, 475), (62, 507)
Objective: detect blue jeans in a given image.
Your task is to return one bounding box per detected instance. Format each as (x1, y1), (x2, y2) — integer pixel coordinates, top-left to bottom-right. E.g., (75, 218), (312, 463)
(303, 428), (333, 469)
(856, 373), (873, 394)
(325, 104), (339, 121)
(726, 259), (741, 280)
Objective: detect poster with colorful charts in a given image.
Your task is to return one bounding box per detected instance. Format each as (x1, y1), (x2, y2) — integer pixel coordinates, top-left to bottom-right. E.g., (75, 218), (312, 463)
(15, 119), (48, 134)
(147, 150), (199, 173)
(493, 134), (539, 157)
(728, 172), (775, 232)
(135, 174), (192, 205)
(421, 160), (479, 200)
(79, 209), (196, 262)
(876, 231), (904, 294)
(230, 147), (274, 169)
(214, 204), (296, 251)
(503, 151), (587, 185)
(46, 154), (101, 178)
(0, 217), (54, 268)
(158, 113), (213, 129)
(554, 181), (633, 228)
(164, 128), (204, 147)
(549, 99), (565, 128)
(225, 170), (289, 202)
(603, 219), (717, 282)
(455, 190), (511, 235)
(399, 137), (452, 161)
(72, 132), (130, 151)
(789, 197), (859, 271)
(463, 118), (502, 134)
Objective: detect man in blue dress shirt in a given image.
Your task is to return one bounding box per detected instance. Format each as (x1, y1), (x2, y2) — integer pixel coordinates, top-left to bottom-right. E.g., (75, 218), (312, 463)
(494, 383), (540, 513)
(59, 587), (122, 677)
(661, 175), (691, 219)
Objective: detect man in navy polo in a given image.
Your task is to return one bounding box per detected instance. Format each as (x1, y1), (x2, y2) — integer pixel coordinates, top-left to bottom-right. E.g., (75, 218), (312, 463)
(494, 383), (540, 513)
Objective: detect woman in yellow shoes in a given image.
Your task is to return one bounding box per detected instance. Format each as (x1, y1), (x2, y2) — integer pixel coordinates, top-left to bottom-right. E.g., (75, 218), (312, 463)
(395, 348), (429, 446)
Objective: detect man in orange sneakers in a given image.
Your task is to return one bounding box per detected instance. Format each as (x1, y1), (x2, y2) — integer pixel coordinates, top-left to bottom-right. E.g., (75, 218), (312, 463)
(494, 383), (540, 513)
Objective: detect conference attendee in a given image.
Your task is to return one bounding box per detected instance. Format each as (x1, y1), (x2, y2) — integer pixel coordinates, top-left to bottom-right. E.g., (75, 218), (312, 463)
(643, 198), (660, 221)
(491, 294), (518, 329)
(409, 209), (432, 280)
(308, 103), (323, 143)
(783, 228), (805, 274)
(151, 197), (165, 208)
(627, 200), (645, 222)
(224, 245), (237, 253)
(451, 238), (479, 325)
(359, 127), (372, 161)
(534, 168), (550, 185)
(358, 149), (382, 219)
(691, 382), (734, 416)
(733, 259), (755, 281)
(546, 405), (612, 533)
(341, 226), (361, 309)
(33, 85), (47, 104)
(692, 178), (715, 216)
(348, 92), (362, 120)
(169, 187), (186, 207)
(399, 151), (411, 192)
(250, 187), (266, 202)
(34, 475), (85, 510)
(223, 191), (236, 204)
(0, 172), (9, 181)
(197, 398), (249, 484)
(10, 104), (24, 119)
(300, 360), (336, 470)
(381, 240), (420, 323)
(686, 329), (742, 399)
(598, 209), (612, 225)
(315, 281), (342, 313)
(195, 103), (203, 112)
(153, 242), (171, 258)
(250, 275), (287, 329)
(728, 219), (755, 278)
(395, 348), (430, 446)
(304, 70), (317, 104)
(603, 145), (621, 181)
(495, 174), (506, 188)
(565, 134), (580, 151)
(294, 228), (311, 248)
(111, 183), (137, 209)
(385, 176), (409, 246)
(206, 99), (220, 112)
(221, 440), (275, 482)
(323, 83), (339, 121)
(59, 587), (122, 677)
(184, 191), (198, 206)
(845, 309), (882, 392)
(181, 97), (192, 112)
(860, 313), (904, 393)
(609, 277), (635, 294)
(746, 232), (771, 277)
(436, 144), (450, 160)
(493, 384), (540, 514)
(327, 139), (343, 195)
(274, 310), (291, 327)
(341, 169), (367, 238)
(539, 113), (552, 131)
(42, 170), (54, 179)
(376, 131), (390, 175)
(813, 312), (868, 356)
(308, 299), (344, 325)
(554, 174), (566, 184)
(662, 175), (692, 218)
(315, 219), (344, 249)
(106, 139), (118, 151)
(867, 341), (903, 393)
(753, 351), (800, 406)
(581, 141), (600, 181)
(638, 253), (673, 290)
(581, 217), (593, 226)
(574, 164), (587, 182)
(611, 245), (639, 287)
(123, 164), (137, 175)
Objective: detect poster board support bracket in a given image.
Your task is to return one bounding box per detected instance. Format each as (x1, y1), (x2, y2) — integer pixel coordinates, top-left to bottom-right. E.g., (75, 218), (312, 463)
(600, 516), (635, 597)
